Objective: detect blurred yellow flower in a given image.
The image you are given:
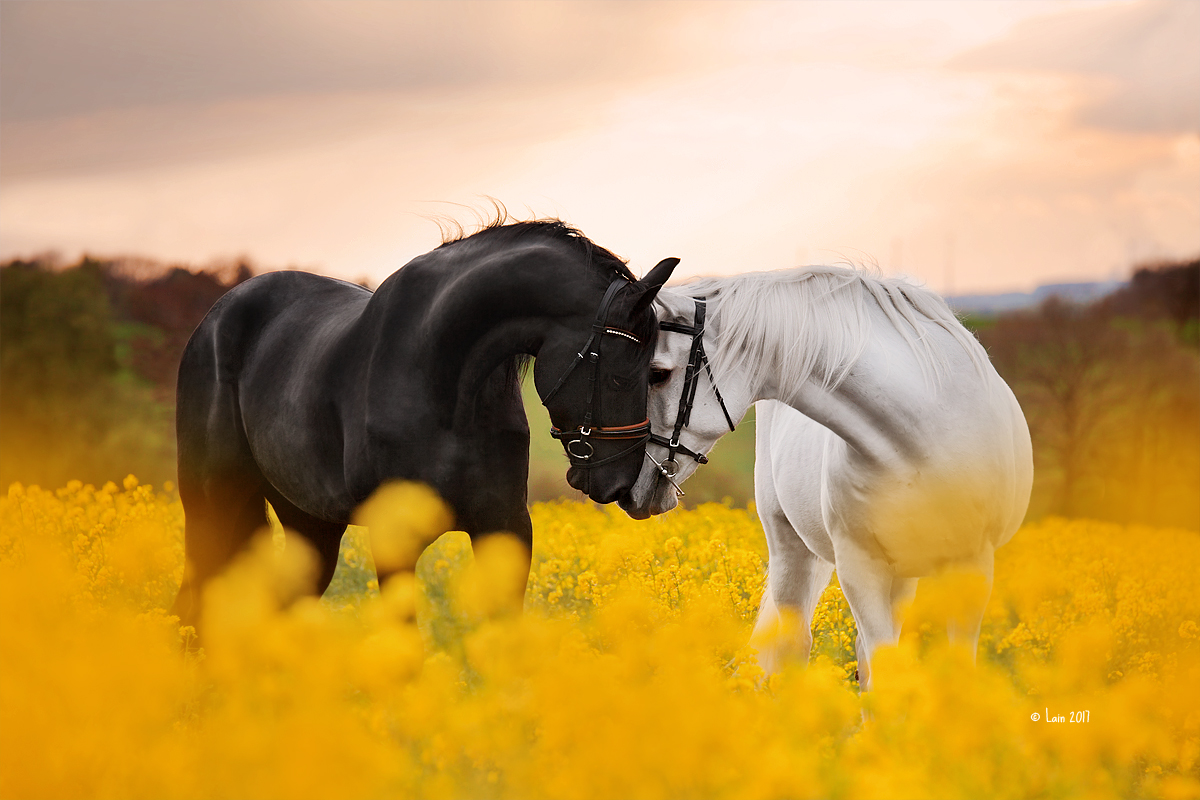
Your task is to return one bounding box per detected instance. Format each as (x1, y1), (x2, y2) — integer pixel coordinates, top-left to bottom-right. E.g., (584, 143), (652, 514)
(1, 480), (1197, 799)
(352, 481), (454, 572)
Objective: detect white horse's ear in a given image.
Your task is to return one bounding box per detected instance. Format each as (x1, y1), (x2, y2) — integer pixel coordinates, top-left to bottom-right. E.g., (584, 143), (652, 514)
(632, 257), (679, 313)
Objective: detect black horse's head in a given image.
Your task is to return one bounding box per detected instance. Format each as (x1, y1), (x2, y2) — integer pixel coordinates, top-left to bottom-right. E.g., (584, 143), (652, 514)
(534, 256), (678, 505)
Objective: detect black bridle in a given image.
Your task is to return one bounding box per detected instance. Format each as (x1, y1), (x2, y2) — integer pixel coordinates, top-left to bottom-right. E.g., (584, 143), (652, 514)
(544, 279), (652, 469)
(647, 298), (736, 489)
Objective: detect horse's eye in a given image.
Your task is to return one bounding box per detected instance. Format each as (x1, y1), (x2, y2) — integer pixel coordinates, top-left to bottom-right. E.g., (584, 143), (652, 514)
(650, 368), (672, 386)
(611, 375), (635, 391)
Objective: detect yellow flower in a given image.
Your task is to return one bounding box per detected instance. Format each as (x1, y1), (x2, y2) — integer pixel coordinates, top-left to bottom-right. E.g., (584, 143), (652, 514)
(3, 479), (1199, 799)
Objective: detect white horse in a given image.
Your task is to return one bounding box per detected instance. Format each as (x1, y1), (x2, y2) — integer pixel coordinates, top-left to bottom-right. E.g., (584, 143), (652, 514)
(620, 266), (1032, 688)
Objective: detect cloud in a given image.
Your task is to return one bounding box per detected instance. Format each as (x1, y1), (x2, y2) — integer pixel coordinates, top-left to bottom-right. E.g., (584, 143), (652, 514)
(951, 0), (1200, 134)
(3, 0), (1195, 292)
(0, 1), (688, 121)
(0, 0), (730, 179)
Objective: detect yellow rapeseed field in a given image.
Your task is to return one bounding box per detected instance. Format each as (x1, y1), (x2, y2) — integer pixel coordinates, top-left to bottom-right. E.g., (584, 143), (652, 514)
(1, 477), (1198, 799)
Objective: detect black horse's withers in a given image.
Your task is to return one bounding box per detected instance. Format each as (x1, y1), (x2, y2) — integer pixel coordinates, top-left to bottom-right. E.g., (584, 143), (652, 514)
(171, 220), (677, 633)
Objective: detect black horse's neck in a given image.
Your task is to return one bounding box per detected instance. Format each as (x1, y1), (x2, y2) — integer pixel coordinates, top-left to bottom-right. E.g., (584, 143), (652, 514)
(361, 229), (627, 433)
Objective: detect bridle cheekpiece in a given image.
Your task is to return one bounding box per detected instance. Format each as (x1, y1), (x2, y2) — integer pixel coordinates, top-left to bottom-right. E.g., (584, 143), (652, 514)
(544, 279), (652, 469)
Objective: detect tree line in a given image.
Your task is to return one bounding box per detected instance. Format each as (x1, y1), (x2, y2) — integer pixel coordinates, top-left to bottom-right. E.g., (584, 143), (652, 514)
(0, 256), (249, 489)
(1, 254), (1196, 529)
(971, 259), (1199, 529)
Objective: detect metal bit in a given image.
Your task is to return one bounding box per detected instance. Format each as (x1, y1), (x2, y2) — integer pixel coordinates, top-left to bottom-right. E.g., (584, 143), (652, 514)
(646, 451), (686, 497)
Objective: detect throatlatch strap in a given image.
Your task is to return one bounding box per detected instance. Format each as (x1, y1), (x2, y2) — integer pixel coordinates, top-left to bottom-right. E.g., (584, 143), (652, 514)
(649, 297), (736, 468)
(703, 352), (736, 433)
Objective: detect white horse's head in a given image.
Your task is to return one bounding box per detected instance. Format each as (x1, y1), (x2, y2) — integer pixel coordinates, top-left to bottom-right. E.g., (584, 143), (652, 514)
(619, 287), (754, 519)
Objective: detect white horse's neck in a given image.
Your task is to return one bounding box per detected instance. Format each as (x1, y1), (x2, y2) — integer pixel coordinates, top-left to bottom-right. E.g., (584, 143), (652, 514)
(639, 273), (1026, 525)
(702, 274), (987, 470)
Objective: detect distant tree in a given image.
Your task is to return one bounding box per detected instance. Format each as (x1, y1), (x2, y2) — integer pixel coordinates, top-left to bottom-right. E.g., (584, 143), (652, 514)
(1, 258), (117, 404)
(983, 299), (1119, 518)
(107, 264), (249, 398)
(1100, 259), (1199, 345)
(980, 258), (1200, 529)
(0, 256), (250, 489)
(1, 258), (126, 486)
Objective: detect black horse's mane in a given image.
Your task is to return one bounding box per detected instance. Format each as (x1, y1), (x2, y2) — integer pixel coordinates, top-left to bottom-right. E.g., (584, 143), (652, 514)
(438, 218), (637, 284)
(435, 216), (641, 394)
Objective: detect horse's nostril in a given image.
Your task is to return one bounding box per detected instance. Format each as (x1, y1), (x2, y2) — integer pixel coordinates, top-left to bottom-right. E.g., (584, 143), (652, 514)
(565, 469), (585, 493)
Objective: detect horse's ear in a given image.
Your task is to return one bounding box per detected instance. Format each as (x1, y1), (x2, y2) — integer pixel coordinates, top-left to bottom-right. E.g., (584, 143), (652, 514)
(632, 257), (679, 313)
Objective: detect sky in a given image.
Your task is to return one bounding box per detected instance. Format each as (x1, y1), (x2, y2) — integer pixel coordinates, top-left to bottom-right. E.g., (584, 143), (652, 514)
(1, 0), (1197, 294)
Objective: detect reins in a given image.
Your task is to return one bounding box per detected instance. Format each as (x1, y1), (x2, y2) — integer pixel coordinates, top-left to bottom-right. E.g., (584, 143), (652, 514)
(648, 298), (736, 491)
(546, 279), (652, 469)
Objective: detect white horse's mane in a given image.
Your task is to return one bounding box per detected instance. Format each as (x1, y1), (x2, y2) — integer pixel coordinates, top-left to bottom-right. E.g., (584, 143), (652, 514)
(677, 265), (989, 391)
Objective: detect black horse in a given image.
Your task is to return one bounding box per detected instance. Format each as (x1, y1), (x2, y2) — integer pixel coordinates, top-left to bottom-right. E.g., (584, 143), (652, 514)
(171, 220), (677, 629)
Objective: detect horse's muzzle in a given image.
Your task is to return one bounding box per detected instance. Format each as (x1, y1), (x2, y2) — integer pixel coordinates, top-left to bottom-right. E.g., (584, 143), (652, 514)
(567, 466), (634, 505)
(618, 492), (652, 520)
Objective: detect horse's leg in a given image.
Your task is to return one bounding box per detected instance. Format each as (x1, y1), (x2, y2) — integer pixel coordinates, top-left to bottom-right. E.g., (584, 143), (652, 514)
(752, 531), (834, 675)
(890, 577), (919, 638)
(749, 419), (834, 674)
(171, 473), (269, 634)
(171, 336), (270, 635)
(832, 537), (900, 691)
(946, 545), (995, 663)
(480, 503), (533, 569)
(463, 503), (534, 611)
(456, 426), (535, 607)
(265, 489), (347, 598)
